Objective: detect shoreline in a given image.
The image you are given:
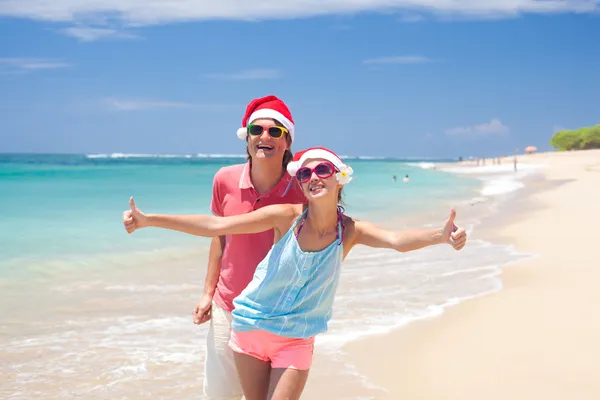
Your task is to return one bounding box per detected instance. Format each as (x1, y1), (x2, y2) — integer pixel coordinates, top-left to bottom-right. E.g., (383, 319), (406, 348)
(301, 153), (547, 399)
(336, 149), (600, 399)
(6, 152), (593, 399)
(0, 156), (501, 400)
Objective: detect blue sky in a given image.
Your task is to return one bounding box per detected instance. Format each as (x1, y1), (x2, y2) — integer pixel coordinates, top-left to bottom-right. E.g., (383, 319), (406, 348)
(1, 1), (599, 159)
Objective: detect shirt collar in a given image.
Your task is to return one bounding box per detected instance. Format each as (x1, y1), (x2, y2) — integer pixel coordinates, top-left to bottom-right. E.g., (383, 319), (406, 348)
(273, 173), (295, 197)
(239, 162), (296, 197)
(238, 162), (253, 189)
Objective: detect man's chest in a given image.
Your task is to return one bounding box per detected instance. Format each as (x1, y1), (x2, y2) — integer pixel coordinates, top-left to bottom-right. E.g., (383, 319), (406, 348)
(221, 190), (285, 216)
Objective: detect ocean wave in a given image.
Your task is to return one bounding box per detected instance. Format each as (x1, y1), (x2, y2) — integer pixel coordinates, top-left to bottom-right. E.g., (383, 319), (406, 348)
(315, 238), (534, 352)
(87, 153), (161, 159)
(1, 229), (536, 399)
(406, 161), (438, 169)
(479, 175), (525, 196)
(356, 155), (386, 160)
(60, 152), (448, 163)
(441, 163), (545, 175)
(86, 153), (246, 159)
(439, 163), (546, 197)
(195, 153), (246, 158)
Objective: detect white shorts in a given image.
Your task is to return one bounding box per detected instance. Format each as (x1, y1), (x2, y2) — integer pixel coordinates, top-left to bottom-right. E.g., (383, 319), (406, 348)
(203, 301), (244, 400)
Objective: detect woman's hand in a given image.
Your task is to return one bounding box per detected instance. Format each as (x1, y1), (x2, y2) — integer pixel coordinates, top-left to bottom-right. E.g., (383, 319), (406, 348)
(123, 196), (148, 234)
(441, 209), (467, 251)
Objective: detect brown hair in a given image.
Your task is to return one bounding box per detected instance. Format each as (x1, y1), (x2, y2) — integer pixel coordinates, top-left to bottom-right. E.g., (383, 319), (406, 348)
(337, 187), (344, 205)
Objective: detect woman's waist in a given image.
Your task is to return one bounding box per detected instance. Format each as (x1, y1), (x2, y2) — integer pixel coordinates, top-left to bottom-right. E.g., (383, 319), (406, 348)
(231, 310), (333, 338)
(232, 295), (335, 321)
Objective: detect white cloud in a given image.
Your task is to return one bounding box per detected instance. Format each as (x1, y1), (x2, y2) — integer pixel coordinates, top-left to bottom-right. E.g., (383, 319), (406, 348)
(363, 55), (432, 64)
(445, 118), (509, 137)
(61, 26), (139, 41)
(203, 69), (281, 80)
(105, 98), (233, 111)
(0, 1), (596, 27)
(0, 58), (70, 72)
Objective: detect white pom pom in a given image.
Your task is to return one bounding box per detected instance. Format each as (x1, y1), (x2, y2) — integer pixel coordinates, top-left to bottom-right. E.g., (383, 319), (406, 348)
(237, 127), (247, 139)
(287, 162), (299, 176)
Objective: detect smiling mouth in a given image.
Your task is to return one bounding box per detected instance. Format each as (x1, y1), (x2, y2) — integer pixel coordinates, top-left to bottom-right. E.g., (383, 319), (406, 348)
(309, 184), (324, 193)
(256, 144), (274, 151)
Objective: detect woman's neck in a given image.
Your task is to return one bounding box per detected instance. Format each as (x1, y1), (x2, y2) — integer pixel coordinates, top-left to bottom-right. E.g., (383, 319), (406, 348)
(305, 202), (339, 236)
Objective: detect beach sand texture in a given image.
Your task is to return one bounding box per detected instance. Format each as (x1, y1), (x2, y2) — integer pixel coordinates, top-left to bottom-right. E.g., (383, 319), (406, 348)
(342, 149), (600, 400)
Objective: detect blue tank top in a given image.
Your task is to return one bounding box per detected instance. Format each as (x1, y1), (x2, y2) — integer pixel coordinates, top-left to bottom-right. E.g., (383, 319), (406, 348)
(231, 208), (344, 339)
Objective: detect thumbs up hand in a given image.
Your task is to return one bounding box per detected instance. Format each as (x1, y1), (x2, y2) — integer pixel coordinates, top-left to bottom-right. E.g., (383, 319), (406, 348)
(123, 196), (148, 234)
(441, 209), (467, 251)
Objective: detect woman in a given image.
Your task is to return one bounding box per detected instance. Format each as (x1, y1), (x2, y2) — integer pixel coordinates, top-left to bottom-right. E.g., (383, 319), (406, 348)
(123, 146), (468, 400)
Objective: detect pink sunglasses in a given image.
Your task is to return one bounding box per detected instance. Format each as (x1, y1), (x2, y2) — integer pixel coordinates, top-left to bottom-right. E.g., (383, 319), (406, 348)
(295, 162), (337, 183)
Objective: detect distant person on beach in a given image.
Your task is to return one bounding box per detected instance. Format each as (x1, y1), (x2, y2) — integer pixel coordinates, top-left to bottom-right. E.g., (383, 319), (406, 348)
(123, 146), (468, 400)
(392, 175), (397, 183)
(189, 95), (305, 399)
(403, 174), (410, 183)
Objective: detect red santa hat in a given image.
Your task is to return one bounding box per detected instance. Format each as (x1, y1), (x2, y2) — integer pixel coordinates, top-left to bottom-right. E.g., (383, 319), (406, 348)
(236, 95), (295, 142)
(286, 147), (354, 185)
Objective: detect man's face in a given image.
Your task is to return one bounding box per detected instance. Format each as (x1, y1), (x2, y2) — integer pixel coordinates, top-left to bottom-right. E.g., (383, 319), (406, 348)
(246, 118), (291, 162)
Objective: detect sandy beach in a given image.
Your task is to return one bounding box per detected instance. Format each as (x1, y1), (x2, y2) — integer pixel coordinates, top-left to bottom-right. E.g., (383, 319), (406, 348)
(342, 149), (600, 399)
(2, 151), (598, 399)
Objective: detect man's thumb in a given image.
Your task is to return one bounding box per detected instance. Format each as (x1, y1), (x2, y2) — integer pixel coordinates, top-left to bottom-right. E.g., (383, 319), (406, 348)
(129, 196), (138, 212)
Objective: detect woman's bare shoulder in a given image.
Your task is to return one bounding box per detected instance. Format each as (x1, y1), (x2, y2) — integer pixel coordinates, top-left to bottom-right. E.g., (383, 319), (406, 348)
(267, 203), (304, 231)
(260, 203), (302, 215)
(341, 214), (358, 239)
(277, 203), (304, 218)
(264, 204), (303, 225)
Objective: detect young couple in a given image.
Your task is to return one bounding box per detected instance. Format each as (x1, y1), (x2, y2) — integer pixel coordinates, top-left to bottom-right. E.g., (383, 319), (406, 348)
(122, 95), (468, 400)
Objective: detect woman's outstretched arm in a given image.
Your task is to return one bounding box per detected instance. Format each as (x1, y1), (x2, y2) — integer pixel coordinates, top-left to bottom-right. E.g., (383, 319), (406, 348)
(352, 209), (467, 252)
(123, 196), (295, 237)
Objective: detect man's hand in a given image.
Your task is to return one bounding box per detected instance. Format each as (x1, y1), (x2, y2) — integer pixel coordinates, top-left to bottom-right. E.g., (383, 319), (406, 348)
(123, 196), (148, 234)
(441, 209), (467, 251)
(193, 293), (213, 324)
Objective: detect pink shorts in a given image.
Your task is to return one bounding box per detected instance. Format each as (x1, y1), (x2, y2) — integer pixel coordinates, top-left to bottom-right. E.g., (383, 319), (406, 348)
(229, 329), (315, 370)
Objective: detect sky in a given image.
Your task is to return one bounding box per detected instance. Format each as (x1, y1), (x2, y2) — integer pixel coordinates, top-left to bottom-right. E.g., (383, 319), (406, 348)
(1, 1), (599, 159)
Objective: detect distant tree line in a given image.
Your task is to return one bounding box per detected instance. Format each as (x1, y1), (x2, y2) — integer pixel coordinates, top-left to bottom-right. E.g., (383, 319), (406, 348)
(550, 124), (600, 151)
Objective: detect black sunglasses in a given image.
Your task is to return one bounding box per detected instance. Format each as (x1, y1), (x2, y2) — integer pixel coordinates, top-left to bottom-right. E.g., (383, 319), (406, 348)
(247, 124), (288, 139)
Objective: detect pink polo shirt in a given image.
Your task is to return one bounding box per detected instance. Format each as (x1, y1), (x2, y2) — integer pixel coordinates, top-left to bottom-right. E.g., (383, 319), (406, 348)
(210, 162), (306, 312)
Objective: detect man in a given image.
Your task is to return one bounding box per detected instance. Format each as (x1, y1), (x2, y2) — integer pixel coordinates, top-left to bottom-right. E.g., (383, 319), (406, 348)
(193, 95), (306, 399)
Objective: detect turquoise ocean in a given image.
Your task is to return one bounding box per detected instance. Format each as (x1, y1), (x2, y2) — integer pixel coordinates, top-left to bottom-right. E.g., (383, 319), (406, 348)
(0, 153), (533, 399)
(1, 153), (478, 270)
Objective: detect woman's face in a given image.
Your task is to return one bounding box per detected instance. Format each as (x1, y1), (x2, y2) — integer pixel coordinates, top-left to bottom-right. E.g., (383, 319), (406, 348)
(297, 159), (340, 202)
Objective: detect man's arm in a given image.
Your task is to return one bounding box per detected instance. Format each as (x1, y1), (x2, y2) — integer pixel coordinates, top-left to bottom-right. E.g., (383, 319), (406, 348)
(193, 168), (225, 324)
(203, 235), (225, 297)
(193, 235), (226, 324)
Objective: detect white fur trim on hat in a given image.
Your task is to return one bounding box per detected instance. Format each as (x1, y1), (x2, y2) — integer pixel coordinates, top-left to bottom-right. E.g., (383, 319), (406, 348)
(237, 109), (295, 141)
(237, 127), (247, 139)
(286, 149), (347, 176)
